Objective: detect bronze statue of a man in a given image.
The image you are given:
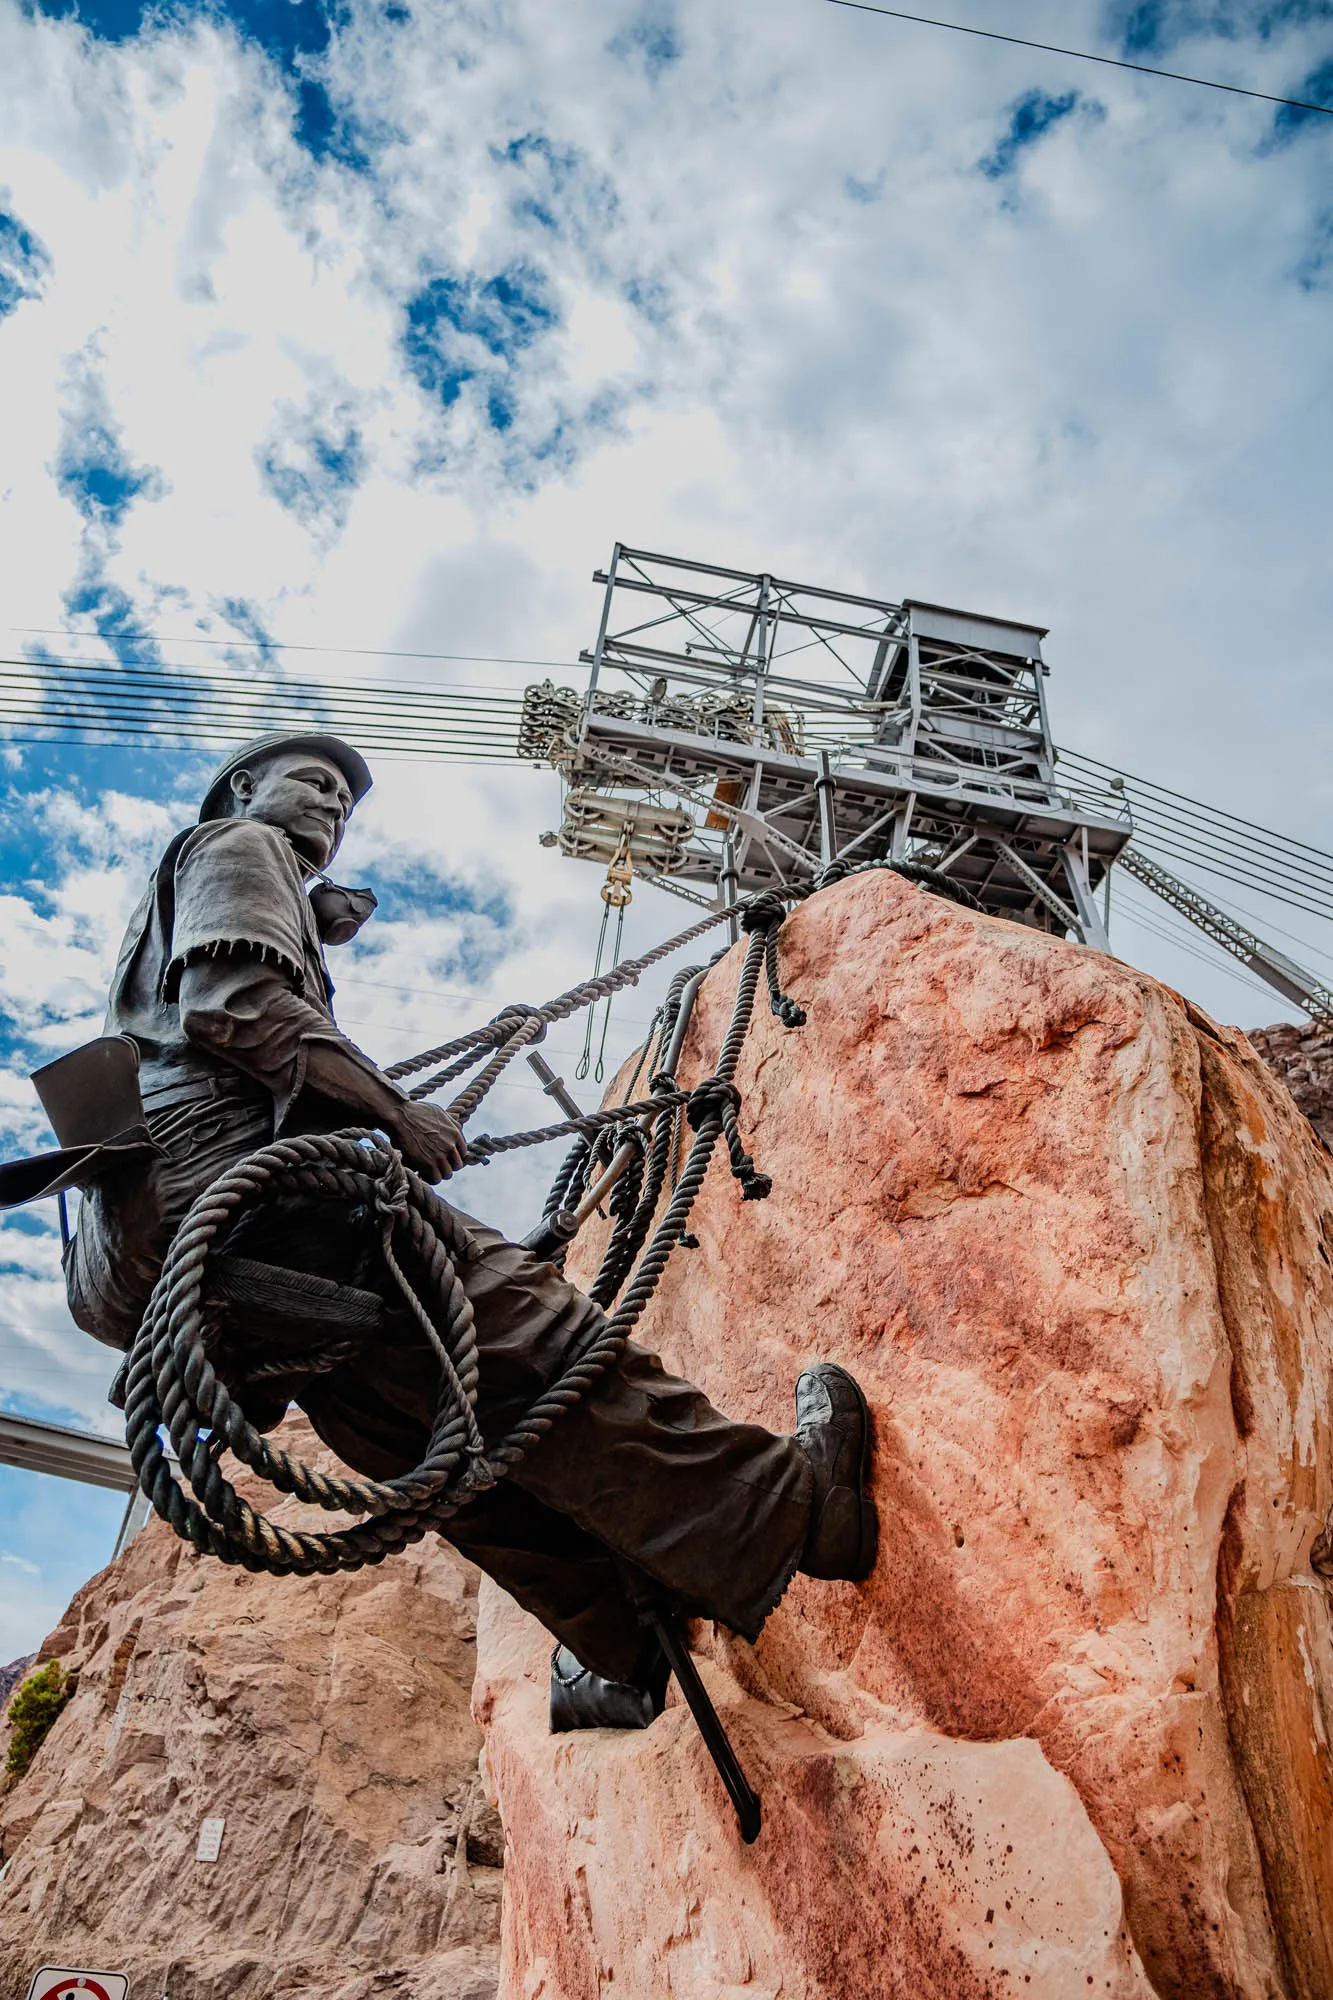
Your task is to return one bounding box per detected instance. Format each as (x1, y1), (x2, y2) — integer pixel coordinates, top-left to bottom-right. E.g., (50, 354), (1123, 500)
(54, 733), (877, 1722)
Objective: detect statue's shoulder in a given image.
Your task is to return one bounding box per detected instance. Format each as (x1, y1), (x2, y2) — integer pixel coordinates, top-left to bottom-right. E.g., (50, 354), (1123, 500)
(171, 817), (305, 895)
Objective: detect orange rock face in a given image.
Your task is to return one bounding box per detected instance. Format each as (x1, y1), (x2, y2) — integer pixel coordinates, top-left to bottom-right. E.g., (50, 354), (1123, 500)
(0, 1417), (501, 2000)
(475, 870), (1333, 2000)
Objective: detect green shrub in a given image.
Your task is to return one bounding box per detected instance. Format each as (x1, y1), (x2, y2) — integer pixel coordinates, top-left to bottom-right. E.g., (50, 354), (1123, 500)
(5, 1660), (72, 1780)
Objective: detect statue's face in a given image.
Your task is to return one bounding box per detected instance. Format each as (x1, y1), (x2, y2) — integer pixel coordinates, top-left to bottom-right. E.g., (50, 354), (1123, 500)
(229, 751), (354, 869)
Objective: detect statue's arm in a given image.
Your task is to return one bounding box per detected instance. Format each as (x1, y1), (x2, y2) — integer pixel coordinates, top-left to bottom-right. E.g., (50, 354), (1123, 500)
(176, 953), (466, 1180)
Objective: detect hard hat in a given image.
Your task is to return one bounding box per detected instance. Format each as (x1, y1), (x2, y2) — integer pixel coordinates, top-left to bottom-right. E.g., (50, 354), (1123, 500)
(198, 732), (373, 823)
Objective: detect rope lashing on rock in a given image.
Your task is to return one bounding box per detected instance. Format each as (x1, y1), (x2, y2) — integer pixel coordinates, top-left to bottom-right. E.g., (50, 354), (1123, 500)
(818, 853), (984, 911)
(125, 913), (785, 1575)
(388, 856), (969, 1119)
(740, 893), (808, 1030)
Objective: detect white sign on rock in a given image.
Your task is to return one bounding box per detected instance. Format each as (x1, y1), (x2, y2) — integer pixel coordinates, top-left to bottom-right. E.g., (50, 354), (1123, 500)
(25, 1969), (130, 2000)
(195, 1815), (226, 1862)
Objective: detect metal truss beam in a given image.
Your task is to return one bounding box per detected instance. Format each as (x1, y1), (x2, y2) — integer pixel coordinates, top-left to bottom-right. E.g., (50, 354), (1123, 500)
(993, 839), (1084, 937)
(540, 543), (1132, 939)
(1120, 848), (1333, 1023)
(0, 1408), (156, 1560)
(0, 1408), (135, 1491)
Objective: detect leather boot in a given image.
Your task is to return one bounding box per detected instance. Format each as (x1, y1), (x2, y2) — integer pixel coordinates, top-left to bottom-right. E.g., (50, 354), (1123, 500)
(795, 1361), (878, 1581)
(548, 1633), (671, 1733)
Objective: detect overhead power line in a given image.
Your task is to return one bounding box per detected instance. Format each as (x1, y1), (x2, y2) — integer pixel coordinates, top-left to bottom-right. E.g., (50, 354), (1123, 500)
(1058, 748), (1333, 924)
(7, 626), (578, 673)
(1115, 889), (1290, 1011)
(823, 2), (1333, 118)
(1063, 748), (1333, 866)
(0, 656), (525, 761)
(5, 658), (1333, 978)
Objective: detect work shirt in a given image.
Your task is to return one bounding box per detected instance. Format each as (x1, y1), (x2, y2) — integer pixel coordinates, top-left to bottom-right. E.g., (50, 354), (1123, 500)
(109, 817), (342, 1118)
(68, 816), (404, 1346)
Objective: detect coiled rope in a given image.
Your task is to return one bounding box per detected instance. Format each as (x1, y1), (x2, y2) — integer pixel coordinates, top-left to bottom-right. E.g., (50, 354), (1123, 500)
(124, 899), (804, 1573)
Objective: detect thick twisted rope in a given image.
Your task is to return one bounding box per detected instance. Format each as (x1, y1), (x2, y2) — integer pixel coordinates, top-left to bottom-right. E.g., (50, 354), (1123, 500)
(384, 903), (741, 1090)
(389, 860), (969, 1132)
(474, 927), (773, 1475)
(123, 1133), (491, 1573)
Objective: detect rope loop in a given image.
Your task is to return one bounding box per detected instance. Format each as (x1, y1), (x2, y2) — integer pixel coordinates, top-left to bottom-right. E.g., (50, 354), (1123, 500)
(121, 1130), (490, 1576)
(606, 1122), (651, 1186)
(814, 858), (853, 889)
(372, 1153), (411, 1224)
(886, 858), (983, 911)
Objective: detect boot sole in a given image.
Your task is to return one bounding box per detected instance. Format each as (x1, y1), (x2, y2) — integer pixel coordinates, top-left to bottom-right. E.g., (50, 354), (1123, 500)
(841, 1366), (878, 1582)
(802, 1364), (878, 1583)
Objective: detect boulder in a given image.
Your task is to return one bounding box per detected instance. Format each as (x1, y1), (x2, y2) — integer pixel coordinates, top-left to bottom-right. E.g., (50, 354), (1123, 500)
(474, 868), (1333, 2000)
(0, 1416), (501, 2000)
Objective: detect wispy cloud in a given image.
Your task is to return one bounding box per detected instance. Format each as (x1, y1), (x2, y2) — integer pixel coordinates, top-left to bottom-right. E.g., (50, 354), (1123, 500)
(1105, 1), (1333, 57)
(259, 390), (367, 537)
(978, 89), (1089, 184)
(403, 263), (559, 433)
(52, 349), (166, 531)
(606, 6), (683, 82)
(0, 201), (51, 319)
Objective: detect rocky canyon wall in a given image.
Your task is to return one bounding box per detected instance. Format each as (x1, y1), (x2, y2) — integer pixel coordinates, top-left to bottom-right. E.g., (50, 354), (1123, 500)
(0, 1419), (502, 2000)
(476, 869), (1333, 2000)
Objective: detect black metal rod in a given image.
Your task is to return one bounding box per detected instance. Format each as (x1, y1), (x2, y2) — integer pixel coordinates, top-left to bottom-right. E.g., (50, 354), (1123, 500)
(720, 833), (740, 945)
(815, 750), (838, 867)
(526, 1051), (584, 1122)
(650, 1611), (762, 1843)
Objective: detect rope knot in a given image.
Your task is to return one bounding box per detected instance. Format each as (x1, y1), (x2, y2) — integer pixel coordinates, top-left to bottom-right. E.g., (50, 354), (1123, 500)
(762, 927), (806, 1029)
(458, 1452), (497, 1495)
(739, 892), (787, 936)
(489, 1003), (547, 1043)
(685, 1075), (741, 1130)
(689, 1073), (772, 1202)
(814, 858), (852, 889)
(373, 1152), (411, 1225)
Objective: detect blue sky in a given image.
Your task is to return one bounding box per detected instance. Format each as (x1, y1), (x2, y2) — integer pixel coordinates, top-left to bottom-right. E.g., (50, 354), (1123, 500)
(1, 0), (1333, 1652)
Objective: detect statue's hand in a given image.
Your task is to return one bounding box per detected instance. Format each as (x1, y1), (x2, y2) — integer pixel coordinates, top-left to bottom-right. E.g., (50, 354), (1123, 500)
(390, 1100), (469, 1181)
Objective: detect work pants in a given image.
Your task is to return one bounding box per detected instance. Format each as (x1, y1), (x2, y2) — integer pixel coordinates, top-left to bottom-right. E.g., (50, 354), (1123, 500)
(296, 1212), (813, 1682)
(68, 1087), (814, 1683)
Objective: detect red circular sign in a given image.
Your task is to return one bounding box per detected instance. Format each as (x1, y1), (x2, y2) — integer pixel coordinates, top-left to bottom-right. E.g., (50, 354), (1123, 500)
(33, 1978), (112, 2000)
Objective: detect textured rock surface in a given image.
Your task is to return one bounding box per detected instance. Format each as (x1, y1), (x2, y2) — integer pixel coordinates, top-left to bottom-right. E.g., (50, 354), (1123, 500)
(475, 869), (1333, 2000)
(0, 1416), (501, 2000)
(0, 1652), (34, 1704)
(1247, 1021), (1333, 1150)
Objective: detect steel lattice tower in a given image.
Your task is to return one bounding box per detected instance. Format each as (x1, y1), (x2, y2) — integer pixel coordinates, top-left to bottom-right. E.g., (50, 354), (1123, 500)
(519, 544), (1130, 948)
